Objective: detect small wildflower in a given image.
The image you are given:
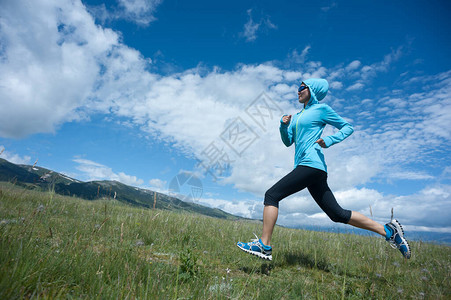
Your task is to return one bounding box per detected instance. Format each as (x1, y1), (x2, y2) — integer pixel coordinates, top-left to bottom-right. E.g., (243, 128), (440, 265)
(96, 265), (103, 275)
(4, 217), (14, 224)
(37, 204), (45, 212)
(208, 282), (232, 293)
(397, 288), (403, 294)
(136, 240), (145, 246)
(375, 273), (382, 278)
(421, 268), (429, 273)
(421, 276), (428, 281)
(226, 268), (231, 274)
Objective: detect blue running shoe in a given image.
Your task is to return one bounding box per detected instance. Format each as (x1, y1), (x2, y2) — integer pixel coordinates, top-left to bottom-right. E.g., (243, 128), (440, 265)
(236, 234), (272, 261)
(385, 219), (411, 259)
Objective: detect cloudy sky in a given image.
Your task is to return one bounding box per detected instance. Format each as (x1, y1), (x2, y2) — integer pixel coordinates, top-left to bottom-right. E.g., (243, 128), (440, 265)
(1, 0), (450, 236)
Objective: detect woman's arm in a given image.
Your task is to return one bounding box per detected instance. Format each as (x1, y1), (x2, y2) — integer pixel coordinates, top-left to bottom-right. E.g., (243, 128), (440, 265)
(320, 105), (354, 148)
(279, 115), (294, 147)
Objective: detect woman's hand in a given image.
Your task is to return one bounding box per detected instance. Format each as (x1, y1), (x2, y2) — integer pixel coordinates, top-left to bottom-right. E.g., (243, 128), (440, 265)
(282, 115), (292, 124)
(316, 138), (327, 148)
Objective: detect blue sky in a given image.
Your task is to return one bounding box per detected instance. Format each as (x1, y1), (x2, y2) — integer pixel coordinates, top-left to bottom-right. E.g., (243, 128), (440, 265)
(1, 0), (451, 235)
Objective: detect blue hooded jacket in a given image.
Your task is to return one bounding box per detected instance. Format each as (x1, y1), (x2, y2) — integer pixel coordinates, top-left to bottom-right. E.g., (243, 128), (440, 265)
(279, 78), (354, 172)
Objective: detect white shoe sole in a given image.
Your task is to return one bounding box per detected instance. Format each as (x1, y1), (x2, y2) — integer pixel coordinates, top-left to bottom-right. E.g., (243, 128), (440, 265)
(237, 244), (272, 261)
(392, 219), (405, 236)
(390, 219), (411, 259)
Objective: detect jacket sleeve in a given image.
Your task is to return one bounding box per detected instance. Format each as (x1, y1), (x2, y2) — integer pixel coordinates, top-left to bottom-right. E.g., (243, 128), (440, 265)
(279, 115), (294, 147)
(322, 105), (354, 148)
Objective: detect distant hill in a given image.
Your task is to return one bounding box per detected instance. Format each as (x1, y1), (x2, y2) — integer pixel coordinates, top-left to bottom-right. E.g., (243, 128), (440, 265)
(0, 158), (240, 220)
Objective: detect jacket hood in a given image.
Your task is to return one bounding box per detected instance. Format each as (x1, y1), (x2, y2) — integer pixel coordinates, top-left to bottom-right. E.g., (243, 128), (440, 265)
(303, 78), (329, 107)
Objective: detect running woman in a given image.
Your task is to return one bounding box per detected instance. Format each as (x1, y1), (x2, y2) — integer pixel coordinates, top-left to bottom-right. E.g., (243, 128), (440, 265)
(237, 78), (411, 261)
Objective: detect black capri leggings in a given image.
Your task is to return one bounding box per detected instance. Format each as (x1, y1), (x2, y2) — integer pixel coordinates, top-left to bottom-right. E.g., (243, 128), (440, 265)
(264, 165), (352, 224)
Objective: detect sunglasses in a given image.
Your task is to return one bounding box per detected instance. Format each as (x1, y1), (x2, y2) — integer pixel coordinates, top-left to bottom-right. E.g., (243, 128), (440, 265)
(298, 85), (308, 93)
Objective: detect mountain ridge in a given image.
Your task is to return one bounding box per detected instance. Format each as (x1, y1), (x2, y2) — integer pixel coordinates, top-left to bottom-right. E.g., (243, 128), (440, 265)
(0, 158), (240, 220)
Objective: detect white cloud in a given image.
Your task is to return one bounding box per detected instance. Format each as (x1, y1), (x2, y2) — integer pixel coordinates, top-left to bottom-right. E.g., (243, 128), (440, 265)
(73, 158), (144, 186)
(88, 0), (162, 26)
(148, 178), (167, 190)
(86, 3), (110, 24)
(406, 225), (451, 233)
(327, 47), (402, 85)
(241, 9), (277, 42)
(349, 72), (451, 171)
(370, 185), (451, 229)
(198, 197), (263, 219)
(346, 82), (364, 91)
(117, 0), (162, 26)
(321, 2), (338, 13)
(443, 166), (451, 178)
(0, 0), (120, 138)
(264, 18), (277, 30)
(329, 81), (343, 89)
(388, 171), (434, 180)
(0, 146), (31, 165)
(345, 60), (361, 71)
(360, 46), (403, 80)
(242, 9), (260, 42)
(290, 46), (311, 64)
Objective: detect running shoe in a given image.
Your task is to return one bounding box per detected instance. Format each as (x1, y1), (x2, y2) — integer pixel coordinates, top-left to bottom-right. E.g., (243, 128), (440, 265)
(236, 234), (272, 261)
(385, 219), (411, 259)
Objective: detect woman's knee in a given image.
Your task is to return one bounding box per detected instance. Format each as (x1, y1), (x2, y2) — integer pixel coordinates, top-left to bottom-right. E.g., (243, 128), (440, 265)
(263, 190), (279, 208)
(328, 209), (352, 224)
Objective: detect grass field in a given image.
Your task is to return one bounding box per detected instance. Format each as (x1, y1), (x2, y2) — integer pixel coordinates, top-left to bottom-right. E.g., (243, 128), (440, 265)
(1, 182), (450, 299)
